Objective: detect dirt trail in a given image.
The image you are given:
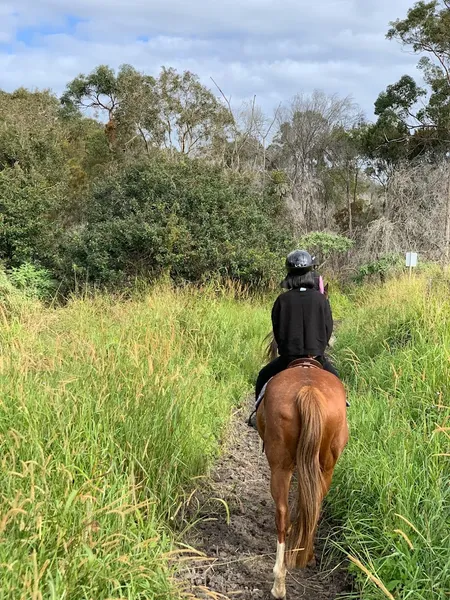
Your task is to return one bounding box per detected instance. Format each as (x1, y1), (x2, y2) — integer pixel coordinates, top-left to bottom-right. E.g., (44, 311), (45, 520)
(180, 399), (351, 600)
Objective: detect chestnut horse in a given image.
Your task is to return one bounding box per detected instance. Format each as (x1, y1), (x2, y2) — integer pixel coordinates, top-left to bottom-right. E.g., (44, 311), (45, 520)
(257, 324), (348, 598)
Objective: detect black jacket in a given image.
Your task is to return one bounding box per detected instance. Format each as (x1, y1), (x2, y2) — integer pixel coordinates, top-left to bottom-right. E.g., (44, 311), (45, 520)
(271, 288), (333, 357)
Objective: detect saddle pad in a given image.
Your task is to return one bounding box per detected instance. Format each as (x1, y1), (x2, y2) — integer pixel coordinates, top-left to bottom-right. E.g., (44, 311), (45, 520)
(255, 377), (272, 411)
(255, 360), (324, 412)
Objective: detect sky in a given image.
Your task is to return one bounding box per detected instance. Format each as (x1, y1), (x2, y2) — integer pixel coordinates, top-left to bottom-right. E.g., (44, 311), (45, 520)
(0, 0), (420, 121)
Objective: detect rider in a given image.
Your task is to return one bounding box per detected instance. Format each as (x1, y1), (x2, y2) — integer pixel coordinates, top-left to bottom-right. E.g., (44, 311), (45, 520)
(255, 249), (338, 404)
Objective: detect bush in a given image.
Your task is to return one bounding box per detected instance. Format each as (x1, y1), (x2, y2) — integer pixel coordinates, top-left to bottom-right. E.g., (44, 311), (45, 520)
(298, 231), (354, 262)
(0, 167), (63, 268)
(63, 156), (291, 287)
(354, 253), (403, 283)
(0, 265), (40, 317)
(8, 262), (56, 300)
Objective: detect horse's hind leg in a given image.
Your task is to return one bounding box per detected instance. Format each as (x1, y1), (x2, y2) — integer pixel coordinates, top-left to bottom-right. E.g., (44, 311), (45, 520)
(269, 465), (292, 599)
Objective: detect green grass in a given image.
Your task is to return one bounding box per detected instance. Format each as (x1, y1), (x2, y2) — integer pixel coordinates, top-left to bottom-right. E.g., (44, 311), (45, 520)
(330, 276), (450, 599)
(0, 282), (269, 599)
(1, 275), (448, 599)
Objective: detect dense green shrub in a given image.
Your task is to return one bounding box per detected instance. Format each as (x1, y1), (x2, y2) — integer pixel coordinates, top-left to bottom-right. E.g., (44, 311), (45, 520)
(8, 262), (56, 300)
(0, 167), (64, 267)
(354, 253), (404, 283)
(63, 157), (291, 286)
(298, 231), (354, 262)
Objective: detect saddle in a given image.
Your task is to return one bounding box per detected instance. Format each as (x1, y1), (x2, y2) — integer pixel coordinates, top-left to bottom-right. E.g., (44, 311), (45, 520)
(287, 357), (323, 371)
(252, 358), (324, 418)
(249, 357), (347, 431)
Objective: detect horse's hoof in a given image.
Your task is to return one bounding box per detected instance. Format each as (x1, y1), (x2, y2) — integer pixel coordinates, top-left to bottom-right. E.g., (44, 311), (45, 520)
(271, 588), (286, 599)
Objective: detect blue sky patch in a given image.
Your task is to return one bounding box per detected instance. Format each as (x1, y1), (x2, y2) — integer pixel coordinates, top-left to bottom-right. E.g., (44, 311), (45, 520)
(15, 15), (85, 47)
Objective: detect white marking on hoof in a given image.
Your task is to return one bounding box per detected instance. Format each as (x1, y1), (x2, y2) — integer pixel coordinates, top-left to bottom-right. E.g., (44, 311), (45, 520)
(271, 584), (286, 599)
(271, 541), (286, 599)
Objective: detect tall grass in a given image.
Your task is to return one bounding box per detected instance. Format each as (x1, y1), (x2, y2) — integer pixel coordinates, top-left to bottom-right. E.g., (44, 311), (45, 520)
(330, 276), (450, 599)
(0, 283), (269, 599)
(2, 273), (447, 599)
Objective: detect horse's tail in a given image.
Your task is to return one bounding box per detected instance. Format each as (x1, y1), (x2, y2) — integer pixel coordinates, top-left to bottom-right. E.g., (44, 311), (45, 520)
(263, 330), (278, 361)
(286, 385), (325, 569)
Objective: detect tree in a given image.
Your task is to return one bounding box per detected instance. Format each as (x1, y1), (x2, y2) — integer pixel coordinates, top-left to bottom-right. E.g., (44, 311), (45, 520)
(0, 89), (71, 266)
(324, 125), (368, 235)
(157, 68), (233, 155)
(269, 91), (362, 232)
(0, 88), (67, 179)
(62, 65), (233, 157)
(207, 81), (280, 175)
(373, 1), (450, 257)
(381, 160), (450, 262)
(0, 87), (115, 268)
(114, 65), (163, 154)
(373, 2), (450, 154)
(61, 65), (121, 147)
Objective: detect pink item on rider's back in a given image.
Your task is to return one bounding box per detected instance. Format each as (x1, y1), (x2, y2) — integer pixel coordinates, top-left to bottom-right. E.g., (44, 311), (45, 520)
(319, 275), (324, 294)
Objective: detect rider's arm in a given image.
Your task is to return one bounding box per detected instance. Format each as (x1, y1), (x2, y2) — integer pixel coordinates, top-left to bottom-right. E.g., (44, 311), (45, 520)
(324, 298), (333, 343)
(271, 297), (281, 346)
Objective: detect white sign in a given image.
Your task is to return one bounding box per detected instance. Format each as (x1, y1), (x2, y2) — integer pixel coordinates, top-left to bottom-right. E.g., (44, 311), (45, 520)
(405, 252), (418, 267)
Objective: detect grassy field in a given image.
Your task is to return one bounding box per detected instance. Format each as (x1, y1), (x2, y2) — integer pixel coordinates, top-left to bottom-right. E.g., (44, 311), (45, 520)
(0, 282), (269, 599)
(0, 275), (448, 599)
(330, 276), (450, 599)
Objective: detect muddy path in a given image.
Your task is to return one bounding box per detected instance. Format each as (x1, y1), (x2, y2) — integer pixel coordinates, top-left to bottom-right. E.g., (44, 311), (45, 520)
(178, 399), (352, 600)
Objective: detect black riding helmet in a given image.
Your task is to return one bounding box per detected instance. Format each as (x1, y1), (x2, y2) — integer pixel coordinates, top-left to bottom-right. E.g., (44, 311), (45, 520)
(285, 249), (315, 273)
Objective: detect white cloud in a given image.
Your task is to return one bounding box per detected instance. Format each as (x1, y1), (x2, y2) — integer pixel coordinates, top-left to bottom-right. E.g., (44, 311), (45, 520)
(0, 5), (18, 43)
(6, 0), (412, 38)
(0, 0), (420, 119)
